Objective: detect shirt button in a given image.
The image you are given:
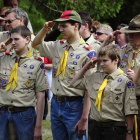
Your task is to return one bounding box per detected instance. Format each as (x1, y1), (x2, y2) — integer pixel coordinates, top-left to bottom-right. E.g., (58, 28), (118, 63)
(58, 80), (59, 82)
(11, 101), (13, 103)
(12, 91), (14, 94)
(57, 89), (59, 91)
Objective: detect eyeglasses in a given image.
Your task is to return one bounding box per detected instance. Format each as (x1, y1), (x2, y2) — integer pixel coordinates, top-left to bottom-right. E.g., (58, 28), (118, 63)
(5, 19), (17, 24)
(0, 15), (5, 18)
(95, 32), (108, 36)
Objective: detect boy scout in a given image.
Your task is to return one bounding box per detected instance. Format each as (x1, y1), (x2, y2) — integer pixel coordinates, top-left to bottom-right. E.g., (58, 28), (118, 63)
(0, 26), (47, 140)
(102, 14), (140, 139)
(32, 10), (97, 140)
(71, 44), (138, 140)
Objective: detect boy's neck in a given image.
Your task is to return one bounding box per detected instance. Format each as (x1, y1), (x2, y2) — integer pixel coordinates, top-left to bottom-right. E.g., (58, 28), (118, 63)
(67, 33), (81, 44)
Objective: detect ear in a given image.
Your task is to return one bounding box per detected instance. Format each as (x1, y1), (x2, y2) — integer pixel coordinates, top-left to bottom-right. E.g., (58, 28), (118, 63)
(25, 36), (31, 44)
(114, 57), (119, 65)
(84, 23), (89, 30)
(19, 17), (24, 25)
(74, 23), (79, 30)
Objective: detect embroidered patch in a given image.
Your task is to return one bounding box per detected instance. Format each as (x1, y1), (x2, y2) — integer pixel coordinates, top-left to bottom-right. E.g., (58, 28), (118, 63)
(70, 71), (75, 78)
(52, 65), (58, 78)
(127, 81), (135, 88)
(117, 78), (122, 82)
(73, 61), (77, 65)
(23, 64), (27, 68)
(70, 53), (74, 57)
(30, 65), (34, 69)
(115, 89), (121, 91)
(0, 77), (8, 89)
(26, 80), (31, 87)
(27, 72), (33, 75)
(40, 63), (45, 69)
(76, 55), (80, 59)
(120, 61), (127, 68)
(87, 51), (97, 58)
(67, 80), (71, 84)
(0, 53), (4, 57)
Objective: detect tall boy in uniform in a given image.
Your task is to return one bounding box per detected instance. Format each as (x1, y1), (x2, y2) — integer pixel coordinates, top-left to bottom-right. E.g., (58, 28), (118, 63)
(32, 10), (97, 140)
(0, 26), (47, 140)
(71, 44), (138, 140)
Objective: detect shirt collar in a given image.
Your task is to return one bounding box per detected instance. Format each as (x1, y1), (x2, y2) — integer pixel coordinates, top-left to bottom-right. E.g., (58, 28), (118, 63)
(108, 68), (122, 80)
(11, 50), (30, 59)
(65, 37), (85, 51)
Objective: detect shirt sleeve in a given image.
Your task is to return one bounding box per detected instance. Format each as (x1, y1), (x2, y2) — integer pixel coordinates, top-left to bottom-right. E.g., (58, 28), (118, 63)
(35, 63), (48, 93)
(39, 41), (56, 59)
(124, 80), (138, 115)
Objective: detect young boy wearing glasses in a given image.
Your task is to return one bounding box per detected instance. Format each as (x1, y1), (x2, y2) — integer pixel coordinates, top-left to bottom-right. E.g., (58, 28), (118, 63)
(70, 44), (138, 140)
(0, 25), (47, 140)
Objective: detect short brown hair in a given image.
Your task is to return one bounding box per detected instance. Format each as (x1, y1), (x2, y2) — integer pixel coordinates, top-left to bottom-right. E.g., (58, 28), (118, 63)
(98, 44), (121, 67)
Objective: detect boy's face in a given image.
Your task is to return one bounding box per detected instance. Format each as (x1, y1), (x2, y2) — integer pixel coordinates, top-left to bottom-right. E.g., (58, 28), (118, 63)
(11, 33), (30, 55)
(99, 54), (118, 74)
(58, 22), (78, 39)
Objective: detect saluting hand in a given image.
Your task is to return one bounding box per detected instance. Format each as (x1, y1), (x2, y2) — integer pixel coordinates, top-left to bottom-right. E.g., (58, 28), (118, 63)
(43, 21), (55, 33)
(0, 42), (7, 52)
(85, 58), (99, 69)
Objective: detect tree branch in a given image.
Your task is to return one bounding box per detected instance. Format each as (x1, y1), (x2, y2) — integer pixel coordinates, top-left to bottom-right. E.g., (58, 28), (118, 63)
(38, 0), (63, 13)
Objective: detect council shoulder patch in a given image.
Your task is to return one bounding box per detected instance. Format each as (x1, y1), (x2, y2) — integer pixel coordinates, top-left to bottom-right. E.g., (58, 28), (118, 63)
(0, 53), (4, 57)
(127, 81), (135, 88)
(87, 51), (97, 58)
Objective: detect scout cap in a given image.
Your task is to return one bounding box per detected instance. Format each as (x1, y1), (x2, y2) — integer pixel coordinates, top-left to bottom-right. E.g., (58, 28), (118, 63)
(120, 14), (140, 33)
(53, 10), (82, 23)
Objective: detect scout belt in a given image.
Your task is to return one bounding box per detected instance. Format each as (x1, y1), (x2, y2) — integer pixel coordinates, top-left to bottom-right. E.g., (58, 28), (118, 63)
(92, 120), (126, 127)
(53, 94), (83, 102)
(0, 106), (34, 113)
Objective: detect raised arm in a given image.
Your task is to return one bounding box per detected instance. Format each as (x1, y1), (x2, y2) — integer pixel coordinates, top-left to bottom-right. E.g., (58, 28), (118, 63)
(70, 59), (98, 85)
(32, 21), (55, 50)
(133, 66), (140, 84)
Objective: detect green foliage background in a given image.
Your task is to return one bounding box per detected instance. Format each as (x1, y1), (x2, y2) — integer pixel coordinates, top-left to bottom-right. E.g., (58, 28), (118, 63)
(1, 0), (140, 33)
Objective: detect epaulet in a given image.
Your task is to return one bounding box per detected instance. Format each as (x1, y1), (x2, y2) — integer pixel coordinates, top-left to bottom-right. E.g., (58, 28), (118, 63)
(3, 31), (9, 34)
(36, 57), (42, 61)
(94, 40), (101, 45)
(5, 51), (12, 55)
(60, 39), (65, 43)
(85, 46), (92, 50)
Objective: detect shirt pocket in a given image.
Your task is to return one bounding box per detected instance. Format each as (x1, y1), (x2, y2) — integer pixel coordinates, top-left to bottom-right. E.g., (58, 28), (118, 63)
(109, 87), (125, 104)
(129, 96), (138, 110)
(90, 84), (100, 100)
(19, 75), (36, 89)
(67, 64), (81, 79)
(0, 72), (10, 90)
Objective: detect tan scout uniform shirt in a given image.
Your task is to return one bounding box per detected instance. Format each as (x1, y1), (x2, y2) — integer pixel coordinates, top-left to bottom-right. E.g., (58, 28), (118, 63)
(0, 51), (47, 107)
(39, 38), (96, 97)
(86, 35), (101, 53)
(0, 31), (35, 52)
(74, 68), (138, 122)
(120, 45), (140, 96)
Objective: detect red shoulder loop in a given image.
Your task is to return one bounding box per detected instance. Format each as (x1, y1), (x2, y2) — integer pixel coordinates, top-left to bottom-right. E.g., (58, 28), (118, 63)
(5, 51), (10, 55)
(86, 46), (92, 50)
(60, 39), (65, 43)
(37, 57), (42, 61)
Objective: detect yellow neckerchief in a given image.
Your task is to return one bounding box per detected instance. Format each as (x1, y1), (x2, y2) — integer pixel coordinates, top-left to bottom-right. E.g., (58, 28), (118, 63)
(131, 49), (140, 70)
(95, 70), (124, 111)
(55, 39), (85, 80)
(6, 51), (33, 91)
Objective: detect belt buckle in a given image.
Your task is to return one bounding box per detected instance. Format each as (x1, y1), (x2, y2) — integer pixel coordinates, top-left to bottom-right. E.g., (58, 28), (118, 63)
(8, 107), (14, 113)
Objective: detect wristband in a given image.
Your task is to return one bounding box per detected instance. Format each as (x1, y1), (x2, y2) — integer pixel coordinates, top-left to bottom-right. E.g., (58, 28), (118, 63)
(84, 64), (89, 70)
